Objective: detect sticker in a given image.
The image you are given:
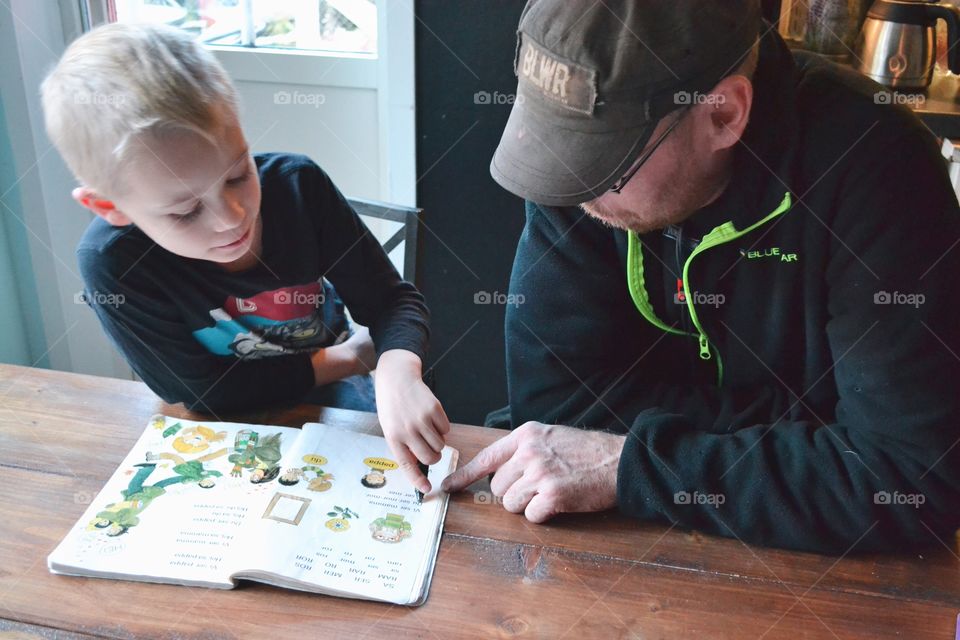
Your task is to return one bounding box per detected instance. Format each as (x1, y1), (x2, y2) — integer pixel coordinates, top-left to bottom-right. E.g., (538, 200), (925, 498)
(229, 432), (283, 483)
(361, 457), (398, 489)
(325, 506), (359, 532)
(370, 513), (412, 544)
(162, 422), (182, 438)
(88, 459), (223, 536)
(279, 467), (304, 486)
(307, 473), (334, 492)
(363, 457), (398, 471)
(173, 425), (226, 453)
(303, 454), (328, 466)
(360, 469), (388, 489)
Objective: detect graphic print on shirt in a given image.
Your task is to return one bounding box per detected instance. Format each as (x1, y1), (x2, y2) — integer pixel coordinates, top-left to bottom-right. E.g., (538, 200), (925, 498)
(192, 281), (344, 360)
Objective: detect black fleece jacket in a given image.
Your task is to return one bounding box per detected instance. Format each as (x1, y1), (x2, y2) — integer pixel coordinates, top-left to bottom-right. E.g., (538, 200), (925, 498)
(500, 30), (960, 553)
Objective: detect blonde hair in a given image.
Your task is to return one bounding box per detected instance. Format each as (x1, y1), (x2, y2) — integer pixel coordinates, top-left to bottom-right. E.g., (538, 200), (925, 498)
(41, 22), (239, 197)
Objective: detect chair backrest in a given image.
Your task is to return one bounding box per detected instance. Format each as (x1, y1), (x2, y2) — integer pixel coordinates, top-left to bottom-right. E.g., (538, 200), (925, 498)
(346, 197), (424, 287)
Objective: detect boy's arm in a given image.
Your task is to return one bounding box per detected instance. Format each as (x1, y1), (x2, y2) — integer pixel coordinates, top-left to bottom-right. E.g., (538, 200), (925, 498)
(304, 166), (430, 362)
(77, 247), (346, 414)
(298, 164), (443, 488)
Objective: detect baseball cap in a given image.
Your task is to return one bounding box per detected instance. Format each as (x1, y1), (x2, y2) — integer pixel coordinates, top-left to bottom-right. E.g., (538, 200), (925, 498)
(490, 0), (763, 206)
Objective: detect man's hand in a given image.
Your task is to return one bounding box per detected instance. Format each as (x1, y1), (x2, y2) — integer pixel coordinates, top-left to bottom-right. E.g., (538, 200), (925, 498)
(375, 349), (451, 494)
(441, 422), (625, 523)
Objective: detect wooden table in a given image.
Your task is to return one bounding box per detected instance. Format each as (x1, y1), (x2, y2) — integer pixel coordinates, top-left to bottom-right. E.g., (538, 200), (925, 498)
(1, 364), (958, 639)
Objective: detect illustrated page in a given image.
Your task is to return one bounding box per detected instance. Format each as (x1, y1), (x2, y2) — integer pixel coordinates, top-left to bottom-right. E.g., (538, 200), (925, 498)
(48, 415), (304, 587)
(234, 422), (457, 603)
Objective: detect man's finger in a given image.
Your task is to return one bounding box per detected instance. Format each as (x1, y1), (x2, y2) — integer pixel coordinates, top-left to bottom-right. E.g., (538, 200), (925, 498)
(524, 492), (559, 524)
(489, 456), (525, 497)
(441, 432), (518, 492)
(501, 476), (536, 514)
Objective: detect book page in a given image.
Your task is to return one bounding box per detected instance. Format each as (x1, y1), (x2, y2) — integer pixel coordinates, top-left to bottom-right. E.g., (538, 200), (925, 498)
(48, 415), (304, 588)
(232, 422), (457, 604)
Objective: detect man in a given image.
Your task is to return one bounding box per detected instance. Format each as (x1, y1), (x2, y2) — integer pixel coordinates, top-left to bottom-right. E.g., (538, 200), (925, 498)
(442, 0), (960, 554)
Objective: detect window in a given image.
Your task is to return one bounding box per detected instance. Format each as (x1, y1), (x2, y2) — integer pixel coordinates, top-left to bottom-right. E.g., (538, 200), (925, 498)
(110, 0), (377, 55)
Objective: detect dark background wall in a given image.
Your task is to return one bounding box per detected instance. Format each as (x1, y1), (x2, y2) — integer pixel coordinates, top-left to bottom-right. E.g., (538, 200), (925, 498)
(413, 1), (783, 425)
(414, 1), (526, 425)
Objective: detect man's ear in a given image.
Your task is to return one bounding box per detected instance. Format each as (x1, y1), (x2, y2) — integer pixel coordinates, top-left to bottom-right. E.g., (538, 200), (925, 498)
(702, 74), (754, 153)
(72, 186), (132, 226)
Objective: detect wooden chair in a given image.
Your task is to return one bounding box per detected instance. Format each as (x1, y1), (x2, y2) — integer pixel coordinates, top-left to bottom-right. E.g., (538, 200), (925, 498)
(346, 197), (433, 389)
(347, 197), (424, 288)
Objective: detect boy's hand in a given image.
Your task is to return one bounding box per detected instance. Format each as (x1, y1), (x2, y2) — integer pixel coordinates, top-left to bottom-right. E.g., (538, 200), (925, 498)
(310, 325), (375, 386)
(341, 325), (377, 375)
(375, 349), (450, 494)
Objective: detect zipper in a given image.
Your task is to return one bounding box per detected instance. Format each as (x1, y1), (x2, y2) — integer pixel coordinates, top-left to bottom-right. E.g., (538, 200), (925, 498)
(664, 225), (698, 344)
(626, 191), (793, 386)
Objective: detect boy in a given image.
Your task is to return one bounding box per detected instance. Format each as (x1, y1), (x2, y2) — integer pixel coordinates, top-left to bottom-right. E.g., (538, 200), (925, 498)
(42, 23), (446, 493)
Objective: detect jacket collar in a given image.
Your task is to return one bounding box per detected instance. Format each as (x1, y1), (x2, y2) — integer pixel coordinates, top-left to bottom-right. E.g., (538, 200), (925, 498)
(687, 26), (800, 237)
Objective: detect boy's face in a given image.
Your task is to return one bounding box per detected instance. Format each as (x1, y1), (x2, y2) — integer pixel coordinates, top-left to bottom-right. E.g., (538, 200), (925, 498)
(77, 115), (262, 268)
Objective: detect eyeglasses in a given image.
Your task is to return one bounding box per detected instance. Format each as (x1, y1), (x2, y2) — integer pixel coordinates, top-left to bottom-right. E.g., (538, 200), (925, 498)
(608, 106), (691, 194)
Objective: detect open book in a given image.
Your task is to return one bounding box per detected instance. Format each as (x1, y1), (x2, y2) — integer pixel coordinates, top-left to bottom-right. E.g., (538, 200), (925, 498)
(48, 415), (459, 606)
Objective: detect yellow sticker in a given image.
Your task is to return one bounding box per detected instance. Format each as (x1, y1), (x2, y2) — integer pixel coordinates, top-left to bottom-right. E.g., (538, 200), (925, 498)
(363, 457), (398, 471)
(302, 454), (328, 465)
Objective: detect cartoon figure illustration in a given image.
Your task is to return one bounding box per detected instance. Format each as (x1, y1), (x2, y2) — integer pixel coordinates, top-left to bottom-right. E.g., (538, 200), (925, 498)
(88, 422), (230, 537)
(162, 422), (183, 439)
(278, 467), (304, 486)
(361, 469), (387, 489)
(370, 514), (413, 543)
(325, 506), (359, 532)
(89, 460), (222, 536)
(250, 466), (281, 483)
(235, 429), (258, 449)
(275, 464), (333, 490)
(89, 485), (164, 537)
(361, 457), (398, 489)
(304, 465), (335, 492)
(228, 431), (283, 483)
(173, 425), (227, 454)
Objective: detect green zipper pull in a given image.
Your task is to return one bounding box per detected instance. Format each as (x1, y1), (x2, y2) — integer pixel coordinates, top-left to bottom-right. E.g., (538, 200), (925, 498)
(698, 334), (712, 360)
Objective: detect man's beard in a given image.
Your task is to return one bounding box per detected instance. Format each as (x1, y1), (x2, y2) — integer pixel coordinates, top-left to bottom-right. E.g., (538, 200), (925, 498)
(580, 198), (683, 234)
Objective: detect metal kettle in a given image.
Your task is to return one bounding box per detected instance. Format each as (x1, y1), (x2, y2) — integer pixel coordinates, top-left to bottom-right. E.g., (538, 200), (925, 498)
(857, 0), (960, 89)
